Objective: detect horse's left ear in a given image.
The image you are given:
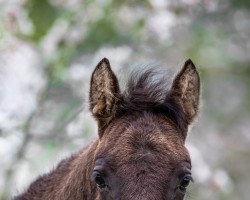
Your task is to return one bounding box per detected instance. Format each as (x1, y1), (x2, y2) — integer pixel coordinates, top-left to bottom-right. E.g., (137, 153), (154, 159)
(89, 58), (120, 137)
(170, 59), (200, 124)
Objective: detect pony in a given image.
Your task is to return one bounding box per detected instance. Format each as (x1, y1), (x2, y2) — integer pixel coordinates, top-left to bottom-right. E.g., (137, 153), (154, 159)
(14, 58), (200, 200)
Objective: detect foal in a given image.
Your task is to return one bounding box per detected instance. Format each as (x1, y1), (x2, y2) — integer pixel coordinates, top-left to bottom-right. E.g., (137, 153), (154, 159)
(14, 58), (200, 200)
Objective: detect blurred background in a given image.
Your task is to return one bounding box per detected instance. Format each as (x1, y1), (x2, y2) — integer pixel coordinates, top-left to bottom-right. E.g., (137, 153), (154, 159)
(0, 0), (249, 199)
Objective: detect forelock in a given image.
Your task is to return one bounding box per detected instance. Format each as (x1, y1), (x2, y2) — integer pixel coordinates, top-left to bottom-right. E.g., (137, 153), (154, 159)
(117, 68), (188, 132)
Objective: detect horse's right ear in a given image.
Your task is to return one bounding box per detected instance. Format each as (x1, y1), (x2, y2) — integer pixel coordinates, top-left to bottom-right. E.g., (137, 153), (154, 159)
(89, 58), (120, 137)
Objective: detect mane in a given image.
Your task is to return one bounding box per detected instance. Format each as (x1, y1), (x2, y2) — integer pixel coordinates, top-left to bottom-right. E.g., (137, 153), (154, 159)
(119, 68), (188, 132)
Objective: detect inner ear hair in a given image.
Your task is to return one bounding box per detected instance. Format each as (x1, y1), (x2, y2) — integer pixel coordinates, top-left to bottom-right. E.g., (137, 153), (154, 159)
(89, 58), (120, 134)
(170, 59), (200, 124)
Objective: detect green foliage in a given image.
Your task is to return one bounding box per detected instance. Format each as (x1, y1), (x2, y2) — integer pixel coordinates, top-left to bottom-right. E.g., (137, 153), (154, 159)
(48, 43), (76, 85)
(82, 16), (128, 51)
(230, 0), (250, 9)
(26, 0), (58, 41)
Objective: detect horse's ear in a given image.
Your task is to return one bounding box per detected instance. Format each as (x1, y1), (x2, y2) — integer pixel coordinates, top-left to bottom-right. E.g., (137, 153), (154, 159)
(170, 59), (200, 125)
(89, 58), (120, 137)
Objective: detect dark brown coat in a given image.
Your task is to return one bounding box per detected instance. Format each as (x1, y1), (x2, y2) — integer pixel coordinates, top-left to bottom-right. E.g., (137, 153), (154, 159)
(14, 58), (200, 200)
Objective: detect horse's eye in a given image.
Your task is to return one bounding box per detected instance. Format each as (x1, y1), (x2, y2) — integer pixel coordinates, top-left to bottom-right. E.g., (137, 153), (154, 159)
(92, 171), (106, 188)
(179, 175), (193, 192)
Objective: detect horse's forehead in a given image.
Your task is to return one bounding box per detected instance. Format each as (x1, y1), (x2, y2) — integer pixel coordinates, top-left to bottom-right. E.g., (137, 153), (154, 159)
(100, 113), (189, 163)
(119, 131), (188, 162)
(119, 113), (183, 149)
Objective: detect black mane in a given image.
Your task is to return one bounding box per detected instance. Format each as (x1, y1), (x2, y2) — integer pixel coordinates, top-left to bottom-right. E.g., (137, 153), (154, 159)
(119, 68), (188, 132)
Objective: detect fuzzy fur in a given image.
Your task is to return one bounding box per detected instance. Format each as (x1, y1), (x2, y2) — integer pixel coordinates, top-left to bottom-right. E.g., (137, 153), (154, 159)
(14, 58), (200, 200)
